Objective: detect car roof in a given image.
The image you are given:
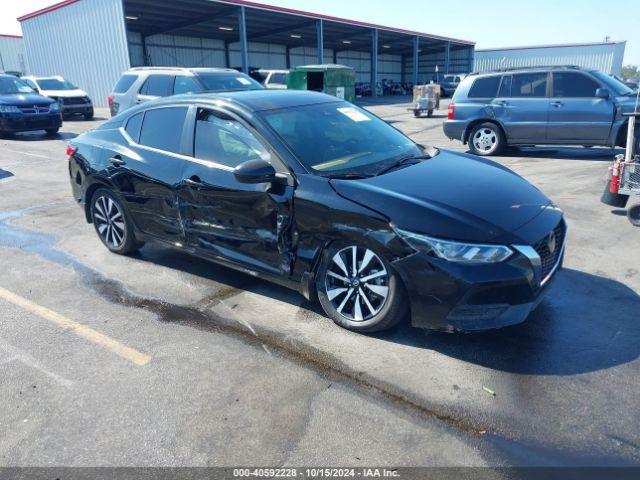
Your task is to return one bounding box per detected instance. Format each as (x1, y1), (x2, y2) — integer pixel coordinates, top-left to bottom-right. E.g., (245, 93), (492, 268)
(127, 67), (239, 75)
(471, 65), (594, 76)
(22, 75), (64, 81)
(145, 89), (342, 113)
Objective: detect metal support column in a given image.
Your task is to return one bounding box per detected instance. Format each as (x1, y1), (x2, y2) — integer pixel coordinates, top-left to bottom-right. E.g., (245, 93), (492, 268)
(286, 45), (291, 69)
(444, 41), (451, 74)
(371, 28), (378, 96)
(141, 35), (149, 66)
(333, 50), (338, 65)
(469, 46), (475, 73)
(412, 35), (419, 86)
(238, 6), (249, 74)
(224, 41), (230, 68)
(401, 55), (406, 84)
(316, 19), (324, 64)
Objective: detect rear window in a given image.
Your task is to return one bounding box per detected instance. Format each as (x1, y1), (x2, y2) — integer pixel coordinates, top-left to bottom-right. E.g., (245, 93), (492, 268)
(512, 73), (548, 97)
(139, 107), (188, 154)
(140, 75), (173, 97)
(195, 72), (264, 92)
(270, 73), (287, 85)
(113, 74), (137, 94)
(468, 76), (501, 98)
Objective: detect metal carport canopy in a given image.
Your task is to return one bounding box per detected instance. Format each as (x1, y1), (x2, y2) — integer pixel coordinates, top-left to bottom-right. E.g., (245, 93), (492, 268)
(123, 0), (474, 90)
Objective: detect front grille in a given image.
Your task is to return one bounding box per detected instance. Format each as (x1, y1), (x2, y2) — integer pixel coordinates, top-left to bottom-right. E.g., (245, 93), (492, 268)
(533, 220), (566, 281)
(64, 97), (88, 105)
(19, 104), (51, 114)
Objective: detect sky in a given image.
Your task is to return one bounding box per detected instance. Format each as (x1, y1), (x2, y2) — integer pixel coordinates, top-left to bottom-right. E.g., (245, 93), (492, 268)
(2, 0), (639, 65)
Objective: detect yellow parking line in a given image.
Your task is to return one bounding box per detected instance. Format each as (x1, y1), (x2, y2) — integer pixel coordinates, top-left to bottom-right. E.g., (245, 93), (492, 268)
(0, 286), (151, 366)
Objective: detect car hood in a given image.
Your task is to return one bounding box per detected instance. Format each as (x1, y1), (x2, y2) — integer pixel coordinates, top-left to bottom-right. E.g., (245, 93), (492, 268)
(330, 150), (556, 244)
(0, 93), (54, 105)
(617, 95), (640, 111)
(42, 89), (88, 98)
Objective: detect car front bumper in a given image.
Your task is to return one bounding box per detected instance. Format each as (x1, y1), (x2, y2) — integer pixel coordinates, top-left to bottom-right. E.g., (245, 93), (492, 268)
(0, 113), (63, 133)
(392, 237), (564, 332)
(61, 104), (93, 115)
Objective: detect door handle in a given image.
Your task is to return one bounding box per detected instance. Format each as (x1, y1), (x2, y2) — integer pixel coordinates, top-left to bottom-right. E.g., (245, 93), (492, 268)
(184, 176), (204, 188)
(551, 101), (564, 108)
(109, 156), (126, 166)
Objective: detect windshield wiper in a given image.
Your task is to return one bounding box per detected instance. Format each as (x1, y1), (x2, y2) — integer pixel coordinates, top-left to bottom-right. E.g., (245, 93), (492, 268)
(327, 173), (373, 180)
(375, 155), (432, 177)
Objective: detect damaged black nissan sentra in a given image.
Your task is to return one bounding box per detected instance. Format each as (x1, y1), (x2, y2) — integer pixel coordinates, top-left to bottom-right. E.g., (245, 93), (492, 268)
(68, 90), (566, 333)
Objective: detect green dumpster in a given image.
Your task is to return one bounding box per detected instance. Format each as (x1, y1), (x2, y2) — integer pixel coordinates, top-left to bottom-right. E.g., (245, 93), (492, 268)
(287, 64), (356, 103)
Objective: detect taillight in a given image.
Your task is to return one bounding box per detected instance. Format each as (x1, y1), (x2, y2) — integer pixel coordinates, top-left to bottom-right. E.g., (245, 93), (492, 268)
(107, 95), (114, 108)
(448, 103), (455, 120)
(66, 144), (77, 157)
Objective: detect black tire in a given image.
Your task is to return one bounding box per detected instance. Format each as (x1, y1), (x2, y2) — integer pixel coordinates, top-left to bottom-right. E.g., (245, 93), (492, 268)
(413, 110), (421, 118)
(45, 128), (59, 136)
(600, 181), (629, 208)
(316, 242), (408, 333)
(628, 203), (640, 227)
(468, 122), (505, 156)
(90, 188), (143, 254)
(84, 109), (94, 120)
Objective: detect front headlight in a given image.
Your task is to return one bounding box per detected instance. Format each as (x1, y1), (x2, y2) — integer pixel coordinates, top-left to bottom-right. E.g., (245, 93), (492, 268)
(396, 228), (513, 264)
(0, 105), (21, 113)
(49, 102), (60, 112)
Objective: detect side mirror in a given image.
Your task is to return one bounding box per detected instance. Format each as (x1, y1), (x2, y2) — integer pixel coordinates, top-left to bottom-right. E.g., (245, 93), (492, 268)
(234, 159), (277, 184)
(596, 88), (610, 99)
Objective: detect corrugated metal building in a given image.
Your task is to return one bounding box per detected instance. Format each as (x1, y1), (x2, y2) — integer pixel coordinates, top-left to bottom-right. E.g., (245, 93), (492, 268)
(474, 41), (626, 76)
(0, 34), (28, 74)
(19, 0), (475, 107)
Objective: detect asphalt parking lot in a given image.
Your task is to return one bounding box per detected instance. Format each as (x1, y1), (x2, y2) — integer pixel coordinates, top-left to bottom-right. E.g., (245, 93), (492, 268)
(1, 98), (639, 468)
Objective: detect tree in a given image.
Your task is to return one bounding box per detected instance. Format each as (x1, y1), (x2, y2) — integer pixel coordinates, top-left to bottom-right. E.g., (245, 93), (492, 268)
(621, 65), (638, 80)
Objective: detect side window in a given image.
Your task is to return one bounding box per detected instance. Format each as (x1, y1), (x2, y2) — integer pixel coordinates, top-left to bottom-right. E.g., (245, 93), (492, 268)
(113, 74), (137, 94)
(194, 108), (272, 168)
(140, 75), (173, 97)
(512, 73), (548, 97)
(139, 107), (188, 154)
(125, 112), (144, 142)
(173, 76), (201, 95)
(468, 76), (501, 98)
(24, 79), (38, 90)
(553, 73), (600, 98)
(270, 73), (287, 85)
(498, 75), (512, 97)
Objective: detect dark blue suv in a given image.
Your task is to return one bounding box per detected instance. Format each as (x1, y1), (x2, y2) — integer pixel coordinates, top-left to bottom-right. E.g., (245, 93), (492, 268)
(0, 74), (62, 136)
(443, 66), (639, 156)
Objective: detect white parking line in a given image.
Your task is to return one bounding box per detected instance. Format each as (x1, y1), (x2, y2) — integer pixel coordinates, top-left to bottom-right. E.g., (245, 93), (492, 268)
(1, 148), (50, 159)
(0, 338), (74, 387)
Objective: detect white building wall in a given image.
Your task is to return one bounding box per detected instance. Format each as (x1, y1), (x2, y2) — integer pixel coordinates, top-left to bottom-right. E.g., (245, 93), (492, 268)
(20, 0), (130, 107)
(0, 35), (28, 74)
(474, 42), (626, 75)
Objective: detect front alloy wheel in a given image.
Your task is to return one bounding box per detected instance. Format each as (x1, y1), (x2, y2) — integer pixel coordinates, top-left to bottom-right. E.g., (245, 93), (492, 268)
(91, 188), (142, 254)
(317, 244), (407, 332)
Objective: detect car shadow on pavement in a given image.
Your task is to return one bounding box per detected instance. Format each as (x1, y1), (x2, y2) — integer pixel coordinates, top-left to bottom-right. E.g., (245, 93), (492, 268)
(374, 268), (640, 376)
(498, 146), (624, 161)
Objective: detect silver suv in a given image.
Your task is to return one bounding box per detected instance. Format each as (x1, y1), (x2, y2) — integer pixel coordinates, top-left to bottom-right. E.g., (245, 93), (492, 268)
(108, 67), (263, 117)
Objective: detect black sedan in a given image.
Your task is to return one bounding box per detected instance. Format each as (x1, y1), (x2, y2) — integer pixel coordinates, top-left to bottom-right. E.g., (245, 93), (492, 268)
(0, 75), (62, 135)
(68, 90), (566, 333)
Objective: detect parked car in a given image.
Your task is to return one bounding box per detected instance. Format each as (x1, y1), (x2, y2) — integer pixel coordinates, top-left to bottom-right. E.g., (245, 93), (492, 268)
(257, 69), (289, 89)
(108, 67), (264, 116)
(68, 90), (565, 333)
(440, 74), (465, 97)
(22, 75), (93, 119)
(0, 74), (62, 136)
(444, 66), (640, 156)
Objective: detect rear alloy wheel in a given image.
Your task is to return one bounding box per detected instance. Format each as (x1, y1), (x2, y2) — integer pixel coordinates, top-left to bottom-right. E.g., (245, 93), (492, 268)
(317, 244), (407, 332)
(91, 188), (142, 254)
(469, 122), (505, 156)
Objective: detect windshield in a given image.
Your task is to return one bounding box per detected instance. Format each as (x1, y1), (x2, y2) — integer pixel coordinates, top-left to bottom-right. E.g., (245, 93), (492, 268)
(260, 101), (425, 176)
(0, 77), (35, 94)
(37, 78), (78, 91)
(196, 73), (264, 92)
(591, 71), (634, 96)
